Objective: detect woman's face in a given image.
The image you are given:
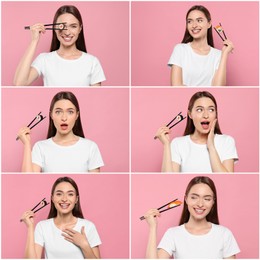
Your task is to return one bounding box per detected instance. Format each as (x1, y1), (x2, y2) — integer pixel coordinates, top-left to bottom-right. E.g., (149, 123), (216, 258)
(186, 10), (211, 40)
(52, 181), (78, 215)
(51, 99), (79, 135)
(185, 183), (215, 221)
(55, 13), (82, 48)
(188, 97), (217, 135)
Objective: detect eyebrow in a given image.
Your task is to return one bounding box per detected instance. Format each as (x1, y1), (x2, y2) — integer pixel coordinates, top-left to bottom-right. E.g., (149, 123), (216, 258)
(55, 190), (76, 193)
(195, 105), (215, 109)
(187, 17), (204, 21)
(190, 193), (213, 198)
(54, 107), (76, 110)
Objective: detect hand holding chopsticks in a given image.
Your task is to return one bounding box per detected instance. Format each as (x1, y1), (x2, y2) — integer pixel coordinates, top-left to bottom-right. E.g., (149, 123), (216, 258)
(20, 198), (50, 222)
(140, 199), (182, 221)
(154, 112), (186, 140)
(25, 23), (67, 30)
(16, 112), (46, 141)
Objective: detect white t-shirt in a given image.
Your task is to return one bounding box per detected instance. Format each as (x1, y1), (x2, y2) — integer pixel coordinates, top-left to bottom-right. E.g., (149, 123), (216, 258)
(168, 43), (221, 86)
(171, 134), (238, 172)
(158, 223), (240, 259)
(32, 51), (106, 86)
(32, 137), (104, 172)
(35, 218), (101, 259)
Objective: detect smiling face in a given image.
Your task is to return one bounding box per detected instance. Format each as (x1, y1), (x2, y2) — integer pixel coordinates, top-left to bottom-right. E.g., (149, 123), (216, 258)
(186, 10), (211, 40)
(55, 13), (82, 47)
(185, 183), (215, 221)
(188, 97), (217, 135)
(51, 99), (79, 136)
(52, 181), (78, 215)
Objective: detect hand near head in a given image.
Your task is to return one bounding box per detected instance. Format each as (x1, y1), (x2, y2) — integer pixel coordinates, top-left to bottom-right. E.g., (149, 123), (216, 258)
(155, 126), (171, 145)
(222, 39), (234, 55)
(62, 226), (89, 249)
(29, 23), (46, 42)
(144, 209), (161, 228)
(21, 210), (35, 227)
(207, 119), (217, 149)
(18, 127), (31, 145)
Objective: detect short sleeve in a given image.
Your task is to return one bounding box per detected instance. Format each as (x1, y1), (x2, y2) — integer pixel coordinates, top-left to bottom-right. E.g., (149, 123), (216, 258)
(34, 222), (44, 247)
(85, 222), (102, 248)
(88, 142), (104, 170)
(32, 142), (43, 168)
(31, 53), (46, 76)
(157, 229), (175, 257)
(90, 57), (106, 85)
(168, 44), (183, 68)
(220, 136), (239, 163)
(223, 228), (240, 258)
(170, 138), (182, 165)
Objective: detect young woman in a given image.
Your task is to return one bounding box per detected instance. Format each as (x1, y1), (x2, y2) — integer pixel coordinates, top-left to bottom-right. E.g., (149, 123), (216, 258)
(14, 5), (105, 86)
(18, 91), (104, 172)
(168, 5), (234, 86)
(155, 91), (238, 172)
(144, 176), (240, 259)
(21, 176), (101, 258)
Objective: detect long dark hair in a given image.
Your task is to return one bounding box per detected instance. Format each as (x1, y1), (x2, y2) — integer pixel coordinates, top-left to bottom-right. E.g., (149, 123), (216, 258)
(50, 5), (87, 52)
(48, 176), (84, 219)
(184, 91), (222, 136)
(179, 176), (219, 225)
(47, 91), (85, 138)
(181, 5), (214, 47)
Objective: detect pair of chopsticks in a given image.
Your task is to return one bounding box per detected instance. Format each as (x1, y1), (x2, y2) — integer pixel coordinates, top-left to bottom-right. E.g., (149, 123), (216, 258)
(214, 23), (227, 42)
(154, 112), (186, 140)
(24, 23), (67, 30)
(140, 198), (182, 221)
(20, 198), (50, 222)
(16, 112), (46, 141)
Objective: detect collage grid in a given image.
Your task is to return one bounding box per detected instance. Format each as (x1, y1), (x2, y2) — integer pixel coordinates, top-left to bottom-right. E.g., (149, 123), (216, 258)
(1, 0), (260, 259)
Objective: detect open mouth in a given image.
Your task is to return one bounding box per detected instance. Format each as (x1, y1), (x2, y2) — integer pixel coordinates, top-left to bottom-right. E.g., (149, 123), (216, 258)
(191, 29), (201, 34)
(201, 121), (210, 130)
(194, 208), (205, 215)
(60, 124), (68, 130)
(61, 35), (73, 42)
(59, 203), (70, 209)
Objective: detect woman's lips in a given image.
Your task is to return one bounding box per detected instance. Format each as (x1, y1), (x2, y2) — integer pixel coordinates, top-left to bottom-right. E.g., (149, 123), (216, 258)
(201, 121), (210, 130)
(60, 124), (68, 130)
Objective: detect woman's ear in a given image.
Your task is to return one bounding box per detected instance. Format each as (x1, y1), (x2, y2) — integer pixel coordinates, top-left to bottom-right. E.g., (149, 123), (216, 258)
(188, 111), (192, 119)
(208, 21), (212, 29)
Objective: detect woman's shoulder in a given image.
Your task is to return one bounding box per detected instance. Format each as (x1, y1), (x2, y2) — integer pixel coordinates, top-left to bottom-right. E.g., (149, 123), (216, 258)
(78, 137), (98, 146)
(211, 223), (234, 235)
(173, 43), (190, 51)
(210, 47), (222, 56)
(165, 224), (185, 235)
(36, 218), (53, 228)
(215, 134), (235, 143)
(34, 138), (53, 146)
(77, 218), (96, 228)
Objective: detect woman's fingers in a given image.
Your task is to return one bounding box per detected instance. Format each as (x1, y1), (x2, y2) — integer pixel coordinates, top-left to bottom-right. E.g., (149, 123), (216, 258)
(155, 126), (171, 142)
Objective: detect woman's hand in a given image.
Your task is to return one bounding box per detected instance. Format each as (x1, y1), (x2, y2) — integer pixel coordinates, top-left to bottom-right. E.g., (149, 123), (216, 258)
(18, 127), (31, 145)
(144, 209), (161, 228)
(62, 226), (90, 249)
(155, 126), (171, 145)
(222, 39), (234, 55)
(29, 23), (46, 42)
(21, 210), (35, 228)
(207, 119), (217, 149)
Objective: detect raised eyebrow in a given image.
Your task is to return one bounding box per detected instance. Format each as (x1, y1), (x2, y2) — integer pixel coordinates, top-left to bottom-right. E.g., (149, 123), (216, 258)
(55, 190), (76, 193)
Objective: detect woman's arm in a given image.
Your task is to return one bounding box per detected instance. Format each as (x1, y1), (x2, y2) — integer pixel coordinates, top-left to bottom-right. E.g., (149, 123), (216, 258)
(18, 127), (41, 172)
(21, 211), (43, 259)
(170, 65), (185, 86)
(155, 126), (181, 172)
(207, 120), (234, 172)
(211, 39), (234, 86)
(91, 83), (101, 86)
(62, 227), (100, 258)
(13, 23), (45, 86)
(224, 255), (236, 259)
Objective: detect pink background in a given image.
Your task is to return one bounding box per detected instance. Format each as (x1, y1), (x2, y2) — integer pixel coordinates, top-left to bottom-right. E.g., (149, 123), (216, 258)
(131, 1), (259, 86)
(2, 174), (129, 258)
(2, 88), (129, 172)
(131, 88), (259, 172)
(2, 1), (129, 86)
(131, 174), (259, 258)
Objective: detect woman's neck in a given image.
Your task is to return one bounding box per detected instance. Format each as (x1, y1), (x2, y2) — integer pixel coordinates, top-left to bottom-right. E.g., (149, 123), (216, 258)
(54, 214), (78, 229)
(190, 130), (208, 144)
(57, 45), (81, 59)
(185, 216), (212, 235)
(52, 132), (79, 146)
(190, 37), (210, 55)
